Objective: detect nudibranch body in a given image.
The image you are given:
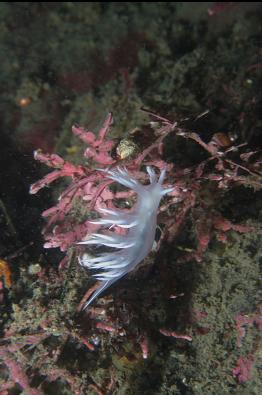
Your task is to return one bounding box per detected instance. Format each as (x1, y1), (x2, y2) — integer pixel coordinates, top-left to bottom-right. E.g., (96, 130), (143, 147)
(79, 166), (173, 308)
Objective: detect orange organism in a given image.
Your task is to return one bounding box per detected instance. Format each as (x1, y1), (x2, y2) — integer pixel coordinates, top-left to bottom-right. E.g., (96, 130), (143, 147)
(0, 259), (12, 288)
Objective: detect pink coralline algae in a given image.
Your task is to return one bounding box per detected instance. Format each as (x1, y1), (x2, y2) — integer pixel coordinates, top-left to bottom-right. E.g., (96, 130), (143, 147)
(232, 355), (255, 383)
(29, 113), (173, 255)
(30, 110), (261, 307)
(232, 308), (262, 383)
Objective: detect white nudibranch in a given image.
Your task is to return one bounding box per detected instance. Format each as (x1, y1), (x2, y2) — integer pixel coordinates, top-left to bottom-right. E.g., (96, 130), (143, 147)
(78, 166), (173, 308)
